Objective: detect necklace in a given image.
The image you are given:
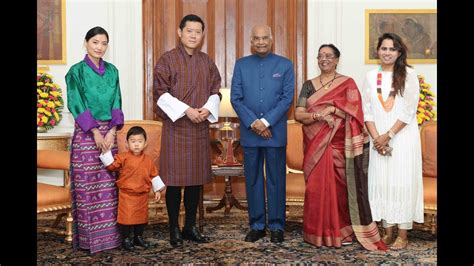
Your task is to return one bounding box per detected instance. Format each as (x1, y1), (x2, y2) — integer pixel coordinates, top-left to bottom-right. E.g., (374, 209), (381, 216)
(319, 72), (337, 90)
(377, 66), (396, 112)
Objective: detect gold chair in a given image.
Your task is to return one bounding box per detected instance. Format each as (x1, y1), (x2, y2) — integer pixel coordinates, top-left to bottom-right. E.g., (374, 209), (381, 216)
(420, 121), (437, 234)
(285, 121), (306, 220)
(37, 149), (72, 242)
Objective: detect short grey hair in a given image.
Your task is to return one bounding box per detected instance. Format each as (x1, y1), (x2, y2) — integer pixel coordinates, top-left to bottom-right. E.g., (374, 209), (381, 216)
(251, 25), (273, 39)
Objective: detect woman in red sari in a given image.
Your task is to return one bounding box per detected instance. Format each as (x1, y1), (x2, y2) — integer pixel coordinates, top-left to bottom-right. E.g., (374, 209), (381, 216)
(295, 44), (386, 251)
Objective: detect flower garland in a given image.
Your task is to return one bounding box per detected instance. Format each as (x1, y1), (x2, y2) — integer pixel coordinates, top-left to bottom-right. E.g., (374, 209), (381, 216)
(37, 72), (64, 130)
(417, 74), (436, 126)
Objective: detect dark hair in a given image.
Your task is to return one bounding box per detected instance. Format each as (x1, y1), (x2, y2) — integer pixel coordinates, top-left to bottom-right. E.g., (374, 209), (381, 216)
(318, 44), (341, 58)
(85, 26), (109, 43)
(376, 33), (411, 96)
(179, 14), (205, 31)
(126, 126), (147, 141)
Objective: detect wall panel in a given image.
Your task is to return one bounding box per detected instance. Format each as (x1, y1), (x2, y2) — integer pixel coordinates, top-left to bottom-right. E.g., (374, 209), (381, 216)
(143, 0), (306, 120)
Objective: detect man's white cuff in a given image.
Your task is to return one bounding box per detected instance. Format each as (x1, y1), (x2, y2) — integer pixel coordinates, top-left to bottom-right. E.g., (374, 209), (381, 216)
(157, 93), (189, 122)
(260, 118), (270, 127)
(202, 94), (220, 123)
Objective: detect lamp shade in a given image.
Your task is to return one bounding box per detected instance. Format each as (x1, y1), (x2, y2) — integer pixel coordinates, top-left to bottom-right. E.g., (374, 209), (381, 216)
(219, 88), (238, 118)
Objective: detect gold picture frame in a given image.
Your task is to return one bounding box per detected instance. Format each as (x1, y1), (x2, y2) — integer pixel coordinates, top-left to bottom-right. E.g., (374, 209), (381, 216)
(37, 0), (66, 65)
(365, 9), (437, 64)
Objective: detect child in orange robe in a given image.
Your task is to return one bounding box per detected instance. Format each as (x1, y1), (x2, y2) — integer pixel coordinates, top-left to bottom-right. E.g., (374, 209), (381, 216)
(100, 126), (166, 251)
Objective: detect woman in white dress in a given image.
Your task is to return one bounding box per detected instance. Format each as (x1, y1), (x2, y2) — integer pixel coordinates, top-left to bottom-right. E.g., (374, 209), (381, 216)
(360, 33), (424, 250)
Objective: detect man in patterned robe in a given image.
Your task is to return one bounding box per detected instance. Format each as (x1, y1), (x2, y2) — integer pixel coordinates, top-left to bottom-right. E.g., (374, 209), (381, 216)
(153, 14), (221, 247)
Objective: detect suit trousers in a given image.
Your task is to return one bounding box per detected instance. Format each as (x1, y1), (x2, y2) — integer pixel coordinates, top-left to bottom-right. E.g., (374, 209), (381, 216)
(242, 146), (286, 231)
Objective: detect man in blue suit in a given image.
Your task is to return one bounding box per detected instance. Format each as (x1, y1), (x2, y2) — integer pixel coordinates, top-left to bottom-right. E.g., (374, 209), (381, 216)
(231, 25), (295, 243)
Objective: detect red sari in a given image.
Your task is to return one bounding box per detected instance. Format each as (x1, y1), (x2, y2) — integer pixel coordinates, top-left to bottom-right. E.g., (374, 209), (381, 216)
(302, 78), (386, 251)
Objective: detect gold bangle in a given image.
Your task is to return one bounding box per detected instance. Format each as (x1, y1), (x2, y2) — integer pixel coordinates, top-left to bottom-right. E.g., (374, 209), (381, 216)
(315, 113), (322, 121)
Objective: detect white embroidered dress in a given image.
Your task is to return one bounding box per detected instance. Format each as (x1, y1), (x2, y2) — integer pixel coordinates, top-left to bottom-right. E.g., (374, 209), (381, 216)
(360, 67), (424, 225)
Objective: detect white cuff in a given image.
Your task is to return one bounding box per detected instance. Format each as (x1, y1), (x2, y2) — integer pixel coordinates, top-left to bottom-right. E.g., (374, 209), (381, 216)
(398, 111), (415, 125)
(363, 115), (374, 122)
(202, 94), (220, 123)
(260, 118), (270, 127)
(152, 175), (166, 192)
(99, 150), (114, 166)
(157, 93), (190, 122)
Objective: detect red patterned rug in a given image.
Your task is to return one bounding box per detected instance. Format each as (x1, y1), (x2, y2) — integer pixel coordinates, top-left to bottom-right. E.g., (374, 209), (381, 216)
(37, 209), (437, 264)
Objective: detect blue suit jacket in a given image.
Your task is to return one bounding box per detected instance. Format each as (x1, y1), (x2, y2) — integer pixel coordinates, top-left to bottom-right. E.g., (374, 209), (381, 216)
(231, 53), (295, 147)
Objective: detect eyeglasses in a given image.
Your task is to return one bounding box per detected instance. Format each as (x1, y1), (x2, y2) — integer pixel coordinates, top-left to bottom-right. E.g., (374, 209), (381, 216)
(317, 54), (336, 60)
(252, 36), (271, 42)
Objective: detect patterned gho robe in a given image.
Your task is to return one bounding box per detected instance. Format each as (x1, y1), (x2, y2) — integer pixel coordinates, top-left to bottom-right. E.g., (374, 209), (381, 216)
(153, 43), (221, 186)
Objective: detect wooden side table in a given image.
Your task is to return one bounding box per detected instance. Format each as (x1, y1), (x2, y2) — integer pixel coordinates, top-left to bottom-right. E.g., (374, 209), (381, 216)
(37, 132), (72, 151)
(206, 165), (247, 216)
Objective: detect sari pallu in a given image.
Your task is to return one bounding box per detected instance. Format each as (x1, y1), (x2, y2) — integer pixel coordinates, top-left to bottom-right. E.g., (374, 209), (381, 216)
(302, 79), (386, 251)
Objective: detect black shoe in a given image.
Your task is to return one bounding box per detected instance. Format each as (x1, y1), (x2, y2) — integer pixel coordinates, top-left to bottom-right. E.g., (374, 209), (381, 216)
(169, 227), (183, 247)
(122, 237), (135, 251)
(244, 229), (266, 242)
(182, 226), (209, 243)
(270, 230), (284, 243)
(133, 235), (149, 248)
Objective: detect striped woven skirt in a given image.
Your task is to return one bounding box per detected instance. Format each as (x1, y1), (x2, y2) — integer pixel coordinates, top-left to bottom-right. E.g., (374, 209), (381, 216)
(70, 121), (121, 254)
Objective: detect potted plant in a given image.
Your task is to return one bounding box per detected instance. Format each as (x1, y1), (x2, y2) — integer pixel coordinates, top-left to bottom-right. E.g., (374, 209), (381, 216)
(37, 72), (64, 132)
(417, 75), (436, 126)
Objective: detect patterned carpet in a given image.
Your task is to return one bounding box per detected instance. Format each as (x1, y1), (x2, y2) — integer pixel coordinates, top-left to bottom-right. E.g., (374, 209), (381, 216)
(37, 209), (437, 264)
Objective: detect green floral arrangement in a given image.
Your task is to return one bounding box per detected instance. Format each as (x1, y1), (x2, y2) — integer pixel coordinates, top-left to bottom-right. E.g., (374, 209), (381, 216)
(37, 72), (64, 131)
(417, 74), (436, 126)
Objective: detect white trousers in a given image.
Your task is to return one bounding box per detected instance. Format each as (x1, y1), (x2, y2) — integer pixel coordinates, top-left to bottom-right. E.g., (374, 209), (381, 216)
(382, 219), (413, 230)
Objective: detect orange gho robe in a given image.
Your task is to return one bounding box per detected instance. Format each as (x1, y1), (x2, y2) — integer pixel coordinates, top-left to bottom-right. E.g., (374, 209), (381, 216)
(105, 151), (159, 225)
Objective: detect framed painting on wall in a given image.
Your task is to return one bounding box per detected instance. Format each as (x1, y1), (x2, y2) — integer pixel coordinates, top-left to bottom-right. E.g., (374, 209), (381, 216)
(365, 9), (437, 64)
(37, 0), (66, 65)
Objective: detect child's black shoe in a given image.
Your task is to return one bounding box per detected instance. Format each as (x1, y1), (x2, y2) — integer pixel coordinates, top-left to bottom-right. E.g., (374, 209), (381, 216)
(133, 235), (149, 248)
(122, 237), (135, 251)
